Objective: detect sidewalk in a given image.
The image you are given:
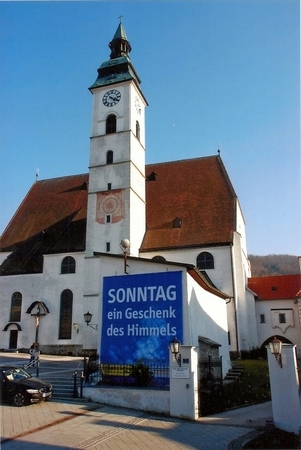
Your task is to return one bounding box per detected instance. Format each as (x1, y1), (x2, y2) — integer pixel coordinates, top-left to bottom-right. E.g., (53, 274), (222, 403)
(1, 397), (272, 449)
(0, 353), (273, 449)
(198, 401), (272, 428)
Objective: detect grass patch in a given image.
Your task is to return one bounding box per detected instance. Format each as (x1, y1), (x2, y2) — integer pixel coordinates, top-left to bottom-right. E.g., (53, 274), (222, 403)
(222, 360), (299, 449)
(223, 359), (271, 409)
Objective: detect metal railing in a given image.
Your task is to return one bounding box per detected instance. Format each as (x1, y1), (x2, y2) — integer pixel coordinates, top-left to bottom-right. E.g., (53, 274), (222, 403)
(86, 359), (170, 390)
(23, 358), (40, 376)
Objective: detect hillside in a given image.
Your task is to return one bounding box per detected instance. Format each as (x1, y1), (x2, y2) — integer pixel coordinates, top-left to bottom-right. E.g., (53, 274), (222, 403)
(249, 254), (300, 277)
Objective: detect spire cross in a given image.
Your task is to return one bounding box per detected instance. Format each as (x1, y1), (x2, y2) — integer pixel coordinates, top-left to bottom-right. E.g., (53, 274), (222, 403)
(118, 14), (123, 23)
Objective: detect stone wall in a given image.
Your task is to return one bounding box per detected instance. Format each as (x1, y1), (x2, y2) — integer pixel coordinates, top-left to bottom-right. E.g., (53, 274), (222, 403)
(19, 344), (87, 356)
(84, 386), (169, 415)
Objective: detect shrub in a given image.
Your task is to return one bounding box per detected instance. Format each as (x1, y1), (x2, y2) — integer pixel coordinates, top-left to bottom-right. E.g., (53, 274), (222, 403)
(129, 360), (154, 387)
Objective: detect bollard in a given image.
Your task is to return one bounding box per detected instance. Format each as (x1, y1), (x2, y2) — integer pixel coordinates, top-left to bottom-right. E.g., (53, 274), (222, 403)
(36, 358), (40, 378)
(73, 371), (78, 398)
(80, 371), (85, 398)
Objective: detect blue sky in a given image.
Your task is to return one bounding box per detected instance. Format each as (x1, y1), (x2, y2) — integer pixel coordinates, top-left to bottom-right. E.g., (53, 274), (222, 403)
(1, 1), (300, 256)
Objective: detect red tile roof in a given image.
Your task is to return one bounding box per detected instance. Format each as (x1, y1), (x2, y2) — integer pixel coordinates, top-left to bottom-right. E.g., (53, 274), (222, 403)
(248, 274), (301, 301)
(0, 156), (237, 254)
(0, 174), (88, 250)
(141, 156), (237, 251)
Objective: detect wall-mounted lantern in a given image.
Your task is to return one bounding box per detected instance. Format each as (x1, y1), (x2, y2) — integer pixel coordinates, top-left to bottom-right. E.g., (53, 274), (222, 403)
(170, 337), (181, 367)
(83, 311), (98, 331)
(269, 336), (282, 368)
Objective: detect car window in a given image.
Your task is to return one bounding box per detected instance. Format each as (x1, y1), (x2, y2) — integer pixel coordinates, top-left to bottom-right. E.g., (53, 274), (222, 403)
(3, 368), (31, 381)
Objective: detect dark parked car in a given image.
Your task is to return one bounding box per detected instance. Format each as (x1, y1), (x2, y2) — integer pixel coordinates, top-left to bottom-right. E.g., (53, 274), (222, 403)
(0, 366), (53, 407)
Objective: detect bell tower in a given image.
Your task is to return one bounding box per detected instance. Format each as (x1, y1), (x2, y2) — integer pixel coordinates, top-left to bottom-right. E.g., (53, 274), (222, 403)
(86, 21), (148, 258)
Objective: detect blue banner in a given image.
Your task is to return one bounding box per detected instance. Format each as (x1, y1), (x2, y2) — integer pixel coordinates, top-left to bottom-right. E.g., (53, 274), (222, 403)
(101, 271), (183, 363)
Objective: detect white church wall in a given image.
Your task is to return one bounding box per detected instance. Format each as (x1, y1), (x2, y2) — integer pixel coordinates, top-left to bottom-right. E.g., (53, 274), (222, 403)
(0, 273), (43, 349)
(129, 191), (146, 257)
(141, 246), (234, 297)
(89, 155), (131, 191)
(235, 200), (248, 268)
(232, 232), (258, 352)
(256, 299), (301, 356)
(0, 251), (11, 266)
(186, 274), (232, 376)
(141, 247), (239, 355)
(0, 252), (86, 353)
(84, 386), (169, 414)
(129, 141), (146, 184)
(129, 85), (146, 148)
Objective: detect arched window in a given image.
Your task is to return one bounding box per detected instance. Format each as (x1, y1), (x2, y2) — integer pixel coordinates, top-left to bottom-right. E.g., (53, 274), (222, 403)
(10, 292), (22, 322)
(61, 256), (76, 274)
(106, 114), (117, 134)
(136, 121), (140, 140)
(106, 150), (113, 164)
(196, 252), (214, 270)
(152, 255), (166, 262)
(59, 289), (73, 339)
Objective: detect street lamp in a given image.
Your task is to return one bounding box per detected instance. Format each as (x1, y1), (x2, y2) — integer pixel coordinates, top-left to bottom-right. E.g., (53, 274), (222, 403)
(269, 336), (282, 368)
(120, 239), (130, 274)
(170, 337), (181, 367)
(83, 311), (98, 331)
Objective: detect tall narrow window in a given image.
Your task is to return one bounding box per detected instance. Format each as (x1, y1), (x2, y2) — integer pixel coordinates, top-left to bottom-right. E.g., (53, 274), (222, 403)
(59, 289), (73, 339)
(279, 313), (286, 324)
(196, 252), (214, 270)
(106, 115), (116, 134)
(136, 121), (140, 140)
(61, 256), (76, 274)
(106, 151), (113, 164)
(10, 292), (22, 322)
(260, 314), (265, 323)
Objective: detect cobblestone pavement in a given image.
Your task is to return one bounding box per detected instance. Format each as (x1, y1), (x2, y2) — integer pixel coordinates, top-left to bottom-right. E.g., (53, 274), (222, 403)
(1, 398), (272, 450)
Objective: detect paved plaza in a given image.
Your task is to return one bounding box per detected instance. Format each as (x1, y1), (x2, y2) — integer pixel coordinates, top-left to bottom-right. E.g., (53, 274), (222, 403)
(0, 352), (273, 449)
(1, 397), (273, 449)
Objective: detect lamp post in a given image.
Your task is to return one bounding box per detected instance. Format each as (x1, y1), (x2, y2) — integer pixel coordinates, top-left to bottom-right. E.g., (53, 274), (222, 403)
(120, 239), (130, 274)
(83, 312), (98, 382)
(170, 337), (181, 367)
(269, 336), (283, 368)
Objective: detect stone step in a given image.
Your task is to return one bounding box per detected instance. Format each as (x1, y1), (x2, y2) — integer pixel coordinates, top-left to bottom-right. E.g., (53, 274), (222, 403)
(42, 375), (84, 400)
(224, 364), (244, 381)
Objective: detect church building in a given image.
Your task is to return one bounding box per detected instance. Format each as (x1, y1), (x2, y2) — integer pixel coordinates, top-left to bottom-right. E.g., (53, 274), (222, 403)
(0, 22), (258, 375)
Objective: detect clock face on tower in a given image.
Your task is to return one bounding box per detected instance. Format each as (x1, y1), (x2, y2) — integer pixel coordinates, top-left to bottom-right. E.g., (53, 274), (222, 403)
(102, 89), (121, 107)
